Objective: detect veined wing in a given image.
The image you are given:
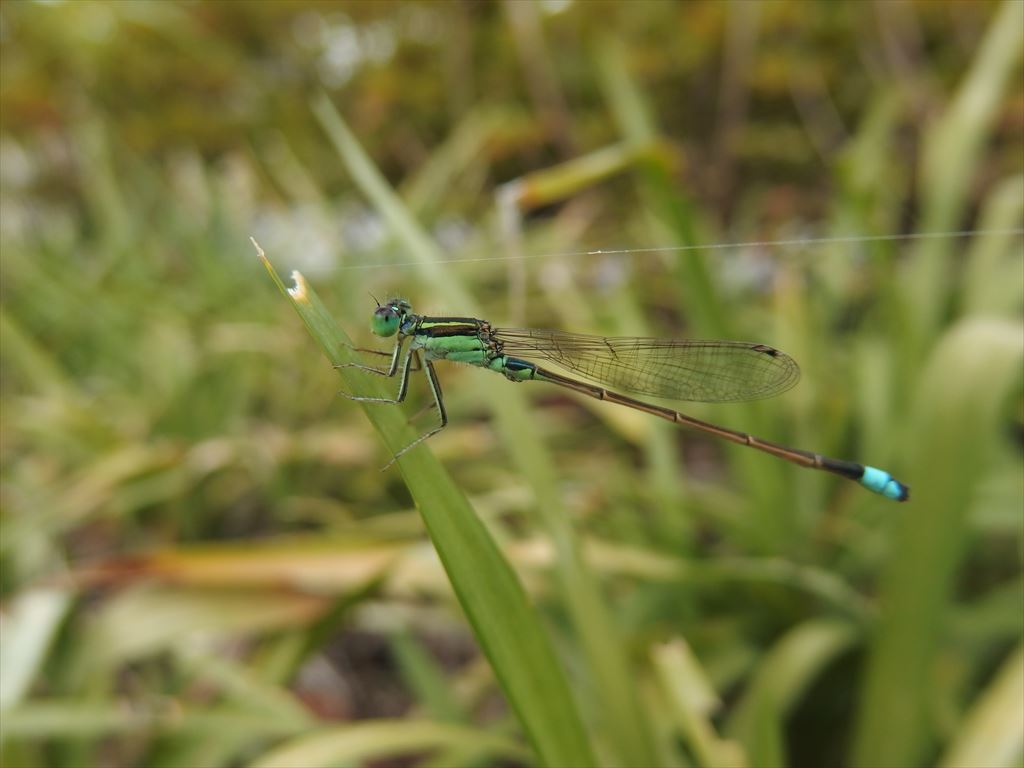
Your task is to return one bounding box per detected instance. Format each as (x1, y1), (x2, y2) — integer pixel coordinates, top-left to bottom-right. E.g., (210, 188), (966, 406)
(493, 328), (800, 402)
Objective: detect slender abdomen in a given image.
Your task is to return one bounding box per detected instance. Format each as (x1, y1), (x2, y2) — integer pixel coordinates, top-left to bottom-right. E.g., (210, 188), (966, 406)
(496, 356), (908, 501)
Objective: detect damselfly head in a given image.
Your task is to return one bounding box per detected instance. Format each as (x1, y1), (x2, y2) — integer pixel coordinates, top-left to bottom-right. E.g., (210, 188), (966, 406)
(370, 297), (411, 338)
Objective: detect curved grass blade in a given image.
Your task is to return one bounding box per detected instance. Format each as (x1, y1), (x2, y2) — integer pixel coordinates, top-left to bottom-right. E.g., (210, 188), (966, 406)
(939, 645), (1024, 768)
(853, 317), (1024, 767)
(256, 242), (594, 767)
(250, 719), (531, 768)
(313, 95), (661, 766)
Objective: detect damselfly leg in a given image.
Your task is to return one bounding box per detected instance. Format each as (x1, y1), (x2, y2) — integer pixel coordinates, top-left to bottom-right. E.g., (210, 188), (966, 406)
(336, 345), (447, 467)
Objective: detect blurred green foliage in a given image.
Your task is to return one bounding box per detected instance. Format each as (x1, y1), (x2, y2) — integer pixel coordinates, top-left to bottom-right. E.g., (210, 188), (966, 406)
(1, 2), (1021, 768)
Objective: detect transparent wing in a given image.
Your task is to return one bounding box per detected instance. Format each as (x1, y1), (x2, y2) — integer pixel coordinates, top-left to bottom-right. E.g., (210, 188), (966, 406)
(493, 328), (800, 402)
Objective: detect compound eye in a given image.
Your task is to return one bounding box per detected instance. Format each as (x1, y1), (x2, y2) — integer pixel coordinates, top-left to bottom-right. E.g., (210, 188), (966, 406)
(371, 307), (400, 337)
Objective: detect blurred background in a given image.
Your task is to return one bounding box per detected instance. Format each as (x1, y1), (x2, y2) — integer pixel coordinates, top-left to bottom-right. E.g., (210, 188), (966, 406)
(1, 2), (1022, 767)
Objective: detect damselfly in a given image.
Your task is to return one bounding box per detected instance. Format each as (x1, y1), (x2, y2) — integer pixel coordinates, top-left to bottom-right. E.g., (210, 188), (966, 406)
(338, 297), (909, 501)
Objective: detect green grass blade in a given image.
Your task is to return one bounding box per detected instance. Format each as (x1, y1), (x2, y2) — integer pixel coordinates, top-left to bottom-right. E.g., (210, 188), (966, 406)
(594, 35), (726, 338)
(391, 630), (468, 723)
(726, 619), (860, 767)
(595, 33), (792, 522)
(906, 0), (1024, 346)
(249, 719), (532, 768)
(938, 645), (1024, 768)
(852, 318), (1024, 767)
(312, 98), (660, 766)
(255, 243), (594, 767)
(650, 640), (746, 768)
(961, 175), (1024, 318)
(0, 589), (72, 712)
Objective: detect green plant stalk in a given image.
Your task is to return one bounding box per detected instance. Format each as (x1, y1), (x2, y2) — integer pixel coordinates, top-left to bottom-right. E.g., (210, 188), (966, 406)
(250, 719), (532, 768)
(960, 175), (1024, 318)
(497, 146), (692, 552)
(651, 640), (746, 768)
(726, 619), (860, 766)
(938, 644), (1024, 768)
(313, 95), (660, 767)
(906, 0), (1023, 356)
(256, 244), (594, 767)
(595, 34), (793, 537)
(852, 318), (1024, 767)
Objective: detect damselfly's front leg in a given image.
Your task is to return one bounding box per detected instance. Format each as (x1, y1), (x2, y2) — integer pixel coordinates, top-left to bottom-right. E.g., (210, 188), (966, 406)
(334, 337), (407, 377)
(337, 342), (416, 404)
(382, 358), (448, 469)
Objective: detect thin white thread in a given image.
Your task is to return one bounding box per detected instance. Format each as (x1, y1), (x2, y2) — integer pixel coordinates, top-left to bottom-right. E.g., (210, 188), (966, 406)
(334, 228), (1023, 271)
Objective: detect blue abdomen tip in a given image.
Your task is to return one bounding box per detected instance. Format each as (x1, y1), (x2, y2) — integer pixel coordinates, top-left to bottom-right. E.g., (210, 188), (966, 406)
(861, 465), (910, 502)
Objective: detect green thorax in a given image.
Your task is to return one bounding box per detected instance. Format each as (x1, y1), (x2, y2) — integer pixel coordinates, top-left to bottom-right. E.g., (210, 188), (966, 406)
(412, 316), (498, 367)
